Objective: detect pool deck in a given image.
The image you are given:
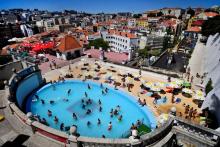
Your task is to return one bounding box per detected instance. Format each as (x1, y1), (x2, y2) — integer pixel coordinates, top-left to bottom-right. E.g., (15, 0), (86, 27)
(42, 57), (201, 124)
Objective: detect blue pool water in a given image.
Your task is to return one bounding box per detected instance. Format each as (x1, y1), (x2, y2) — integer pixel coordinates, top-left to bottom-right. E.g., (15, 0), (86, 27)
(26, 80), (156, 138)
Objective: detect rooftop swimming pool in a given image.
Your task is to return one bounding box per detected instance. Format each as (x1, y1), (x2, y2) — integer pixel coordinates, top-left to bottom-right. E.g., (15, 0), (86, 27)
(26, 80), (156, 138)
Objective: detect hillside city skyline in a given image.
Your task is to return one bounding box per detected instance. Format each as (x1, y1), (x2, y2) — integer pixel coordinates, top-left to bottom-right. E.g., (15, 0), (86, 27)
(0, 0), (220, 13)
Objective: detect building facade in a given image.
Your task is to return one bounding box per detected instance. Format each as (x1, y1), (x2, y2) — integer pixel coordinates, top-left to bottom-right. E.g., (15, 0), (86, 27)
(102, 30), (139, 53)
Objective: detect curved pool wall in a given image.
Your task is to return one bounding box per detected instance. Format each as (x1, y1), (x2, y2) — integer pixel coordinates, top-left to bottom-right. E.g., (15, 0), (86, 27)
(26, 80), (157, 138)
(8, 65), (43, 109)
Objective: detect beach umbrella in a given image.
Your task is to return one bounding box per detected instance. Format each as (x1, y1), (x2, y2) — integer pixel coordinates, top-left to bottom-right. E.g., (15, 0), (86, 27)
(167, 82), (180, 88)
(183, 82), (191, 88)
(158, 113), (169, 124)
(144, 82), (154, 88)
(195, 90), (205, 101)
(126, 77), (134, 84)
(140, 79), (146, 84)
(134, 73), (140, 78)
(182, 88), (193, 94)
(155, 82), (166, 89)
(151, 86), (161, 92)
(174, 79), (184, 87)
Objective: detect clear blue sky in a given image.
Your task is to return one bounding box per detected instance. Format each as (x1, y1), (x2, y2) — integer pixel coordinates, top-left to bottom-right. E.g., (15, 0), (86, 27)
(0, 0), (220, 13)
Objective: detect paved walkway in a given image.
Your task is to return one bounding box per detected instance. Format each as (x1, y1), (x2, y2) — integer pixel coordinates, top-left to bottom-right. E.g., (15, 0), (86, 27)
(187, 38), (206, 89)
(0, 90), (18, 146)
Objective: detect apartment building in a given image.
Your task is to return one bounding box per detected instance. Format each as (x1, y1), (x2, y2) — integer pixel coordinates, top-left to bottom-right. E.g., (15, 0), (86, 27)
(102, 30), (139, 53)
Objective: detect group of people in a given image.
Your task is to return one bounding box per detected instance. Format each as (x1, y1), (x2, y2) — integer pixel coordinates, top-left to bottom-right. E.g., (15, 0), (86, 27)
(183, 104), (198, 119)
(138, 98), (146, 106)
(130, 119), (143, 130)
(109, 105), (123, 121)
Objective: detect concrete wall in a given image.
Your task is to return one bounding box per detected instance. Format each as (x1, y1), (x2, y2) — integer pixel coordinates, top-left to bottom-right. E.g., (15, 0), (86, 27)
(0, 61), (23, 81)
(2, 60), (220, 147)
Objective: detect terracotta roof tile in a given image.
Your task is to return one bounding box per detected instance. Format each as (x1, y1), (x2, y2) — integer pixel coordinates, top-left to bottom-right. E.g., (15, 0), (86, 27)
(57, 35), (82, 52)
(108, 30), (137, 39)
(204, 12), (219, 17)
(187, 26), (201, 32)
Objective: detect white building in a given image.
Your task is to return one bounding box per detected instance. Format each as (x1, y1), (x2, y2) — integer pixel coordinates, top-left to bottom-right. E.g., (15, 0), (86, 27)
(102, 30), (139, 53)
(201, 33), (220, 125)
(160, 8), (183, 18)
(127, 19), (136, 27)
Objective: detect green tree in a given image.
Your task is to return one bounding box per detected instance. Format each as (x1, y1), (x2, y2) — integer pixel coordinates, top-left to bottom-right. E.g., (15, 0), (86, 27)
(133, 14), (142, 19)
(138, 46), (150, 58)
(201, 15), (220, 37)
(88, 38), (109, 51)
(205, 79), (213, 95)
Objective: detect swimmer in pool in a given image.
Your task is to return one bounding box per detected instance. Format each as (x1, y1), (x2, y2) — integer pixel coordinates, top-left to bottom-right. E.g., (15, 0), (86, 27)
(85, 92), (88, 97)
(49, 100), (55, 104)
(118, 115), (122, 121)
(41, 99), (45, 104)
(97, 118), (101, 125)
(35, 94), (39, 99)
(100, 83), (103, 88)
(60, 123), (64, 131)
(116, 105), (120, 111)
(102, 90), (105, 95)
(114, 109), (118, 115)
(72, 113), (77, 120)
(99, 106), (102, 112)
(54, 116), (59, 124)
(63, 98), (69, 102)
(88, 98), (92, 104)
(87, 121), (91, 126)
(98, 99), (102, 105)
(108, 122), (112, 131)
(82, 104), (86, 109)
(86, 109), (92, 115)
(105, 88), (109, 93)
(47, 110), (52, 117)
(67, 89), (71, 96)
(41, 118), (47, 125)
(88, 84), (91, 89)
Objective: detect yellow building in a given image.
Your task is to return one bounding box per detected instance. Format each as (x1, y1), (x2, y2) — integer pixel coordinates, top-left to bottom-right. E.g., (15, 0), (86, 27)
(136, 18), (148, 28)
